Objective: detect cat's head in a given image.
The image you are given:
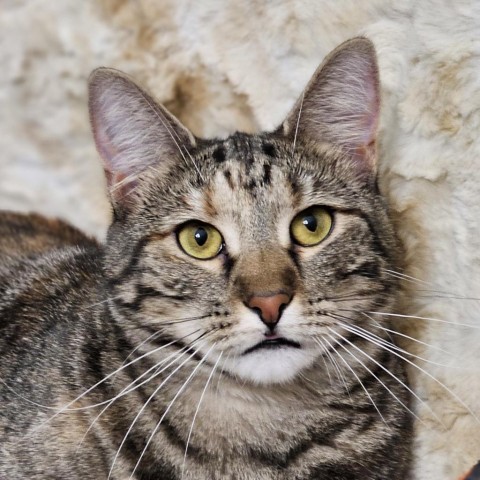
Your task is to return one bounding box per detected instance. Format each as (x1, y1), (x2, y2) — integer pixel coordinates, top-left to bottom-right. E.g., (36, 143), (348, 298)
(89, 38), (399, 385)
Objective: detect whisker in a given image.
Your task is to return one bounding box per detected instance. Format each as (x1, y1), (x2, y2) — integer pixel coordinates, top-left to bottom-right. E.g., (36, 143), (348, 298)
(361, 313), (453, 356)
(362, 313), (395, 344)
(327, 331), (423, 425)
(313, 336), (333, 386)
(291, 91), (305, 157)
(322, 335), (387, 424)
(12, 329), (215, 449)
(76, 344), (193, 452)
(215, 352), (231, 398)
(327, 312), (457, 369)
(74, 330), (220, 411)
(331, 320), (480, 424)
(82, 294), (124, 310)
(314, 338), (349, 395)
(129, 344), (216, 479)
(415, 293), (480, 301)
(368, 310), (480, 330)
(382, 269), (431, 286)
(181, 351), (223, 478)
(107, 341), (209, 479)
(2, 335), (187, 415)
(327, 328), (441, 427)
(150, 314), (212, 327)
(121, 313), (212, 332)
(384, 269), (480, 301)
(115, 313), (215, 369)
(116, 329), (165, 372)
(76, 332), (219, 450)
(322, 296), (378, 304)
(325, 291), (377, 301)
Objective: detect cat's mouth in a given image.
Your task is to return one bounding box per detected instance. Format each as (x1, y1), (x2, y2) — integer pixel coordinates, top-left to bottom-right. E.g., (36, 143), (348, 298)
(243, 338), (301, 355)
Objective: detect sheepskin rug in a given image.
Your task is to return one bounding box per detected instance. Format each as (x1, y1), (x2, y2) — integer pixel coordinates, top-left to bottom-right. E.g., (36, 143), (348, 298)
(1, 1), (480, 478)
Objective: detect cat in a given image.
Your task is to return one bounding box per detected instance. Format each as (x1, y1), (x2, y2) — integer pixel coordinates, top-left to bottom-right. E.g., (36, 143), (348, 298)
(0, 38), (412, 479)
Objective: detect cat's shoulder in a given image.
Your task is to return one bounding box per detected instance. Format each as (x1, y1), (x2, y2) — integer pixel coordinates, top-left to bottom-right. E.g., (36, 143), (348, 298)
(0, 211), (104, 320)
(0, 211), (99, 262)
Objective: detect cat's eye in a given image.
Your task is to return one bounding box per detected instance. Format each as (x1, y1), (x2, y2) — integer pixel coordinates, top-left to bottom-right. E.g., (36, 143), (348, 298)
(177, 222), (223, 260)
(290, 207), (333, 247)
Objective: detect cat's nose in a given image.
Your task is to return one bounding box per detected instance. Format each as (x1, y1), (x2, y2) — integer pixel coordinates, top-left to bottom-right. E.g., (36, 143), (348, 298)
(247, 293), (292, 328)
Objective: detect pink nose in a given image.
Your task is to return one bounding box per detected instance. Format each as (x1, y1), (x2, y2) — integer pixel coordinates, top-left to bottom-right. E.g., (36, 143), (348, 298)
(247, 293), (291, 326)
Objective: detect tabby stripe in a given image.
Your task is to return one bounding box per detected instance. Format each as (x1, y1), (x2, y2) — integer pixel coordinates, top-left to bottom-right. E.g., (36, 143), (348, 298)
(358, 212), (391, 261)
(247, 427), (342, 469)
(109, 232), (170, 286)
(122, 435), (177, 480)
(116, 285), (189, 312)
(339, 260), (380, 280)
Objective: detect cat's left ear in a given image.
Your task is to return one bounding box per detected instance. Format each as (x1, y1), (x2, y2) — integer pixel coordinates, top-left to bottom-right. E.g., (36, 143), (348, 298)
(281, 37), (380, 174)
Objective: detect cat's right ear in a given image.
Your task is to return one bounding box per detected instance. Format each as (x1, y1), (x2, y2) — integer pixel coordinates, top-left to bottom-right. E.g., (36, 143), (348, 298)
(88, 68), (195, 209)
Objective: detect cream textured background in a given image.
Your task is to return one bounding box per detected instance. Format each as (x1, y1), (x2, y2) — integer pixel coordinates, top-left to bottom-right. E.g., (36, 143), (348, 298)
(1, 1), (480, 478)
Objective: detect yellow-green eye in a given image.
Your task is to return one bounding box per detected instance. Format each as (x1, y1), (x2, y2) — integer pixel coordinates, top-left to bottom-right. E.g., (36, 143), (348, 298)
(177, 222), (223, 260)
(290, 207), (333, 247)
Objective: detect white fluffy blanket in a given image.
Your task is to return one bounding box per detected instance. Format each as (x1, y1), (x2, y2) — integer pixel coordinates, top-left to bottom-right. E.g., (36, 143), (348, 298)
(1, 1), (480, 478)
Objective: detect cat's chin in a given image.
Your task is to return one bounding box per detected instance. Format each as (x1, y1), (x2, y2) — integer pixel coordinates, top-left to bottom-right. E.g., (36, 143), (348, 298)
(225, 347), (316, 385)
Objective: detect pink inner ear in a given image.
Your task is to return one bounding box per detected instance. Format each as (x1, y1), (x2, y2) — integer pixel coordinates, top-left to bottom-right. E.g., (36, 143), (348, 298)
(334, 52), (379, 151)
(91, 101), (138, 196)
(358, 70), (380, 148)
(351, 77), (379, 171)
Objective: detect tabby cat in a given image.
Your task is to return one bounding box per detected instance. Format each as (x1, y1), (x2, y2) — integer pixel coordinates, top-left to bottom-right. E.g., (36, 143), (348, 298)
(0, 38), (412, 479)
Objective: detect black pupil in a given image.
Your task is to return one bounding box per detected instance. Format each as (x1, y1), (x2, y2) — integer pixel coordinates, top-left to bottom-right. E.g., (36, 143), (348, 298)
(303, 214), (317, 232)
(194, 227), (208, 246)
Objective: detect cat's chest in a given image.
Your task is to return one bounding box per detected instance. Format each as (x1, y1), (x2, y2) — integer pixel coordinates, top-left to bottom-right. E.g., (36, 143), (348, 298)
(125, 381), (342, 479)
(171, 380), (330, 444)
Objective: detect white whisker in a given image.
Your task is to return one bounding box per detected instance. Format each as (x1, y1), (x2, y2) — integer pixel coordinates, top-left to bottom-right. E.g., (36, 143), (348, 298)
(328, 327), (440, 427)
(291, 91), (305, 157)
(314, 337), (349, 395)
(5, 336), (189, 418)
(313, 336), (333, 386)
(214, 352), (231, 399)
(334, 321), (480, 424)
(76, 340), (207, 451)
(129, 344), (216, 479)
(332, 314), (457, 369)
(362, 313), (452, 356)
(323, 335), (387, 424)
(383, 269), (431, 286)
(328, 331), (423, 425)
(108, 342), (207, 479)
(82, 294), (124, 310)
(368, 310), (480, 329)
(384, 269), (480, 301)
(181, 351), (223, 479)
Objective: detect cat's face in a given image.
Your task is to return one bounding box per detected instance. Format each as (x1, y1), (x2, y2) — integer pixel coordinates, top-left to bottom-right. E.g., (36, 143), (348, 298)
(90, 38), (399, 385)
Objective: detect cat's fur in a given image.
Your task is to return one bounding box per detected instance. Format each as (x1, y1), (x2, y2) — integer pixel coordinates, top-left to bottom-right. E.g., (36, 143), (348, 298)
(0, 38), (412, 479)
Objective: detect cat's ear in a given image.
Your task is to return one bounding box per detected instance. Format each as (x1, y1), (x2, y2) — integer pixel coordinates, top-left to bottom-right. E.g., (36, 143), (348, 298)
(88, 68), (195, 207)
(281, 38), (379, 174)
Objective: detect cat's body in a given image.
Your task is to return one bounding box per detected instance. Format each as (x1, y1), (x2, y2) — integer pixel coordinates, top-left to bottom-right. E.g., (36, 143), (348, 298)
(0, 39), (412, 479)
